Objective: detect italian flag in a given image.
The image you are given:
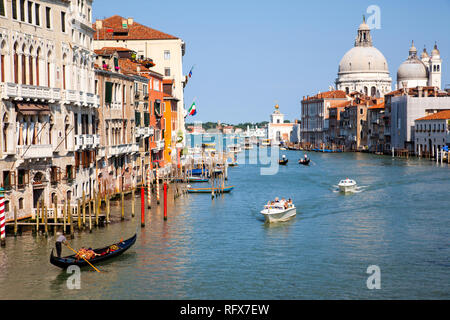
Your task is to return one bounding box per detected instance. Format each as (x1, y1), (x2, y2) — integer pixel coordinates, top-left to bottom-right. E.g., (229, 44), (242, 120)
(188, 102), (197, 116)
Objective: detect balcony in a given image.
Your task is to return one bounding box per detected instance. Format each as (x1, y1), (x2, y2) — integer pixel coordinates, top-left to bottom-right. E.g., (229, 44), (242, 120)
(74, 134), (100, 150)
(109, 144), (134, 157)
(135, 127), (146, 136)
(17, 144), (53, 159)
(1, 83), (61, 102)
(64, 90), (99, 108)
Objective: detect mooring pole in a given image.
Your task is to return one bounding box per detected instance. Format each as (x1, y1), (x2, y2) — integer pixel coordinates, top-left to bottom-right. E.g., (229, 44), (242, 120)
(0, 187), (6, 247)
(164, 182), (168, 221)
(141, 186), (145, 227)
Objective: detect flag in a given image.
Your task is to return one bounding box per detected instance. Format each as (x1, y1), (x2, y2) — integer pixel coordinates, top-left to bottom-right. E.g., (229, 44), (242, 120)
(188, 102), (196, 116)
(188, 65), (195, 78)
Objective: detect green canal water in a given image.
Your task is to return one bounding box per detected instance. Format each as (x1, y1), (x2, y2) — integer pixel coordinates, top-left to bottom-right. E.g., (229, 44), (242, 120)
(0, 151), (449, 299)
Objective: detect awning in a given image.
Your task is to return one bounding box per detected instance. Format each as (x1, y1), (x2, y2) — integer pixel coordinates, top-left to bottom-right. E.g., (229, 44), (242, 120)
(16, 103), (50, 115)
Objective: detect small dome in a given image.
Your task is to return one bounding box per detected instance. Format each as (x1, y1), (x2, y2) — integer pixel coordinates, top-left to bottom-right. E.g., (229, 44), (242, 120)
(421, 47), (429, 59)
(397, 59), (428, 81)
(339, 46), (389, 73)
(431, 43), (440, 57)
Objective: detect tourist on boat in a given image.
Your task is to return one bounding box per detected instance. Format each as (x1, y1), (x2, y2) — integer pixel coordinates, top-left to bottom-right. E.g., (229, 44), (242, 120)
(304, 154), (308, 160)
(274, 197), (280, 203)
(85, 248), (100, 260)
(55, 232), (67, 258)
(75, 247), (87, 261)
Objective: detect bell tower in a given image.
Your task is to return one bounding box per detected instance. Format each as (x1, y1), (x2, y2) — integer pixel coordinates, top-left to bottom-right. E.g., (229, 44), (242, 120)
(429, 42), (442, 89)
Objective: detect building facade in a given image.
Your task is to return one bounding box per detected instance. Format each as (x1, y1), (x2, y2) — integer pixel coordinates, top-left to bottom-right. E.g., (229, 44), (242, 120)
(92, 15), (186, 141)
(267, 104), (293, 145)
(0, 0), (98, 221)
(414, 110), (450, 157)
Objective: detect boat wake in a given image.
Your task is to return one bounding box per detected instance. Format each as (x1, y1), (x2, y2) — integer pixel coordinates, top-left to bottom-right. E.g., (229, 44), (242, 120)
(332, 185), (368, 193)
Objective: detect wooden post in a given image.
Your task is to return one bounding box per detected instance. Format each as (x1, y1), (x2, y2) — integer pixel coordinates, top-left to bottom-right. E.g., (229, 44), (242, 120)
(68, 199), (74, 238)
(35, 199), (40, 235)
(14, 206), (18, 237)
(131, 188), (135, 217)
(147, 169), (151, 209)
(141, 186), (145, 227)
(106, 195), (110, 224)
(88, 197), (92, 233)
(96, 193), (100, 226)
(63, 200), (67, 234)
(0, 187), (5, 246)
(121, 191), (124, 220)
(82, 191), (86, 228)
(53, 195), (58, 235)
(77, 199), (81, 230)
(43, 201), (48, 237)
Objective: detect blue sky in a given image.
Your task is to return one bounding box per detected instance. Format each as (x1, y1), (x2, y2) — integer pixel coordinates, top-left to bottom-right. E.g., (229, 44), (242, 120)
(93, 0), (450, 124)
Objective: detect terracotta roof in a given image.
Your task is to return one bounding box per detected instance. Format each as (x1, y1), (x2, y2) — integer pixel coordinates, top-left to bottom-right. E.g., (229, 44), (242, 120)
(329, 101), (352, 109)
(93, 15), (178, 41)
(303, 90), (347, 101)
(415, 110), (450, 121)
(368, 102), (385, 110)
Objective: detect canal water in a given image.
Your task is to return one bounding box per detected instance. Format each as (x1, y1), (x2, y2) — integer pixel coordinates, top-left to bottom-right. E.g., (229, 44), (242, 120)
(0, 151), (449, 299)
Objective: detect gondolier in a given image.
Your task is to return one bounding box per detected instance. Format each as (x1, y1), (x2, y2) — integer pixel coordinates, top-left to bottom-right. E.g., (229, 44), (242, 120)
(55, 232), (67, 258)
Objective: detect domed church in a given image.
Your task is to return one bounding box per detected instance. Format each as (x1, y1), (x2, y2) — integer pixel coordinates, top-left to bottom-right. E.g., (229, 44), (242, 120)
(397, 41), (442, 90)
(335, 17), (392, 97)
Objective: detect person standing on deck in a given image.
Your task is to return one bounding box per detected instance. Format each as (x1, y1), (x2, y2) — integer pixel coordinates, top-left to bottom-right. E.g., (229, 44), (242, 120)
(55, 232), (67, 258)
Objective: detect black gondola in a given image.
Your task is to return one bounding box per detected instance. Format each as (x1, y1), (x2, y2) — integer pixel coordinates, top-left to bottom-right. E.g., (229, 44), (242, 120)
(279, 159), (288, 165)
(298, 159), (310, 166)
(50, 234), (137, 269)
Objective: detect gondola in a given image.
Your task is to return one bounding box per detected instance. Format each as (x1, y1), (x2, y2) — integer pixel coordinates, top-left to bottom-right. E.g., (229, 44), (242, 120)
(298, 158), (310, 166)
(279, 159), (288, 165)
(50, 234), (137, 269)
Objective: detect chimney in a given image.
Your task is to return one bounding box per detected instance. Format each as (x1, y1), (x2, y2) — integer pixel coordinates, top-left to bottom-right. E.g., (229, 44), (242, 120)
(95, 20), (103, 29)
(128, 18), (134, 25)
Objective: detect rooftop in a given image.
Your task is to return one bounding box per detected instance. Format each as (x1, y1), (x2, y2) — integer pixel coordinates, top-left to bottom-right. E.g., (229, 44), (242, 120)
(416, 110), (450, 121)
(94, 15), (179, 41)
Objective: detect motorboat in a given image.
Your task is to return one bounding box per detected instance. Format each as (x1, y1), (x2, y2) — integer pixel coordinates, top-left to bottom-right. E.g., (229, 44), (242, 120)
(260, 201), (296, 223)
(279, 157), (288, 165)
(338, 178), (357, 193)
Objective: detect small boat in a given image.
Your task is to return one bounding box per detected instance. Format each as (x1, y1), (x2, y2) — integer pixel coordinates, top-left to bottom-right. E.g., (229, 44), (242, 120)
(338, 178), (357, 193)
(189, 168), (208, 176)
(279, 159), (288, 165)
(298, 158), (310, 166)
(188, 176), (209, 182)
(261, 202), (296, 223)
(228, 162), (238, 167)
(50, 234), (137, 269)
(187, 186), (234, 193)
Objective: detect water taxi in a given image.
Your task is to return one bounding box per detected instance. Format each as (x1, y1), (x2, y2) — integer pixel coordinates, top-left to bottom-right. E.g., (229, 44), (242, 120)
(187, 185), (234, 193)
(338, 178), (357, 193)
(260, 201), (296, 223)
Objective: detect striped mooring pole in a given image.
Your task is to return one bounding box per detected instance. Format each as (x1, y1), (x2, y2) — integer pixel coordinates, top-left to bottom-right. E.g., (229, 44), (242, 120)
(146, 169), (151, 209)
(156, 167), (160, 204)
(0, 187), (6, 247)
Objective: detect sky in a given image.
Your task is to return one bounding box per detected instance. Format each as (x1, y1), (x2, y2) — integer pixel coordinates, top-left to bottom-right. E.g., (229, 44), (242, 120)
(93, 0), (450, 124)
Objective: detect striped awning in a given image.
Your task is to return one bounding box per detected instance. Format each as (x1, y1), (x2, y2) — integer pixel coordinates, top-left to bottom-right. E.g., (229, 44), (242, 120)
(16, 103), (50, 115)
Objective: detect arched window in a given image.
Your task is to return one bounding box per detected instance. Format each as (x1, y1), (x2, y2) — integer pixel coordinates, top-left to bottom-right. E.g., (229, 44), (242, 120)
(29, 46), (34, 85)
(345, 87), (349, 94)
(0, 41), (6, 83)
(371, 86), (376, 97)
(437, 65), (440, 72)
(13, 42), (19, 84)
(364, 86), (368, 95)
(47, 50), (52, 87)
(21, 44), (26, 84)
(2, 113), (9, 152)
(36, 48), (41, 86)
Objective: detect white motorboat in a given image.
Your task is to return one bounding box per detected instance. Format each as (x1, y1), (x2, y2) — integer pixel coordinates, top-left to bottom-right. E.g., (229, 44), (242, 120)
(260, 202), (296, 223)
(338, 178), (357, 193)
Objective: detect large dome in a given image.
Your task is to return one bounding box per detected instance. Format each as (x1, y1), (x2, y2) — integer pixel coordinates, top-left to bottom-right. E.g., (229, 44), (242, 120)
(397, 59), (428, 81)
(339, 46), (389, 74)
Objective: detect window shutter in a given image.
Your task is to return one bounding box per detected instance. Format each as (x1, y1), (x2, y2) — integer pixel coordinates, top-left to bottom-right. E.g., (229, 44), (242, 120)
(105, 82), (113, 104)
(10, 171), (16, 187)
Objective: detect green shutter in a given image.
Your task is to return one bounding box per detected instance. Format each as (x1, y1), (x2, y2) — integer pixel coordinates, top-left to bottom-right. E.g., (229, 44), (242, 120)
(135, 111), (141, 126)
(105, 82), (112, 104)
(144, 112), (150, 127)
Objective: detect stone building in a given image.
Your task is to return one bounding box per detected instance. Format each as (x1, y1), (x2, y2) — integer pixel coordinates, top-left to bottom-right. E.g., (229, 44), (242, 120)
(0, 0), (98, 221)
(414, 110), (450, 157)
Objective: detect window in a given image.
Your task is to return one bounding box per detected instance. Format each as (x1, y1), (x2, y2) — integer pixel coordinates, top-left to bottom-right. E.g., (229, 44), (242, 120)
(19, 198), (24, 210)
(17, 169), (28, 188)
(0, 0), (5, 17)
(143, 84), (148, 97)
(164, 50), (170, 60)
(164, 68), (171, 77)
(27, 1), (32, 23)
(12, 0), (17, 19)
(20, 0), (25, 21)
(61, 11), (66, 32)
(35, 3), (40, 25)
(135, 111), (141, 127)
(45, 6), (51, 28)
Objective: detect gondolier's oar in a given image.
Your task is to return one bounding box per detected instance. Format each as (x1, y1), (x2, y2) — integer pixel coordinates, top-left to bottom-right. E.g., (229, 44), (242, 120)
(64, 243), (101, 273)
